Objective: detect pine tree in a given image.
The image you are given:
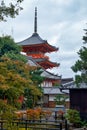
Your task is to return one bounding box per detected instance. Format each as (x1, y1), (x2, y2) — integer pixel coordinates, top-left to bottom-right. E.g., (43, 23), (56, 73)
(0, 0), (23, 21)
(71, 27), (87, 86)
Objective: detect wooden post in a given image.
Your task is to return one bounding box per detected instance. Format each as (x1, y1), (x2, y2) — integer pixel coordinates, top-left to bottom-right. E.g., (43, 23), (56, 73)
(1, 121), (3, 129)
(60, 122), (62, 130)
(0, 120), (5, 130)
(65, 119), (68, 130)
(40, 113), (42, 122)
(25, 120), (27, 130)
(55, 111), (57, 123)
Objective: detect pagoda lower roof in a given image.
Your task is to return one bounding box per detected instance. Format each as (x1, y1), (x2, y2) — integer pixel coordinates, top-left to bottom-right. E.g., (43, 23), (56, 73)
(41, 70), (61, 80)
(27, 56), (39, 67)
(17, 33), (58, 53)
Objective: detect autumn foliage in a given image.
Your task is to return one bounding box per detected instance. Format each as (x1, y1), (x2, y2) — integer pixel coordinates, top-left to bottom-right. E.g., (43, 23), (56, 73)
(0, 36), (43, 110)
(15, 107), (52, 120)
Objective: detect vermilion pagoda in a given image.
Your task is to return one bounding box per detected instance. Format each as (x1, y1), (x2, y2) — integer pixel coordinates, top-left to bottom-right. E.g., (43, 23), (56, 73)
(18, 7), (60, 69)
(17, 7), (70, 108)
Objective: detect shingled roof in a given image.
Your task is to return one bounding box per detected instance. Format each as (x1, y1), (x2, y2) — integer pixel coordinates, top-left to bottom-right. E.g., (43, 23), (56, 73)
(17, 33), (46, 45)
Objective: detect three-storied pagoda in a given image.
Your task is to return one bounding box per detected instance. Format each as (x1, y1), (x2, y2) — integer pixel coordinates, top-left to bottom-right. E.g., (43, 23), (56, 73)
(17, 7), (64, 107)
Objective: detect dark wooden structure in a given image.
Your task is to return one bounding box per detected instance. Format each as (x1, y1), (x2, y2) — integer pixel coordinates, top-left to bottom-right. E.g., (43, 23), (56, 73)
(70, 88), (87, 120)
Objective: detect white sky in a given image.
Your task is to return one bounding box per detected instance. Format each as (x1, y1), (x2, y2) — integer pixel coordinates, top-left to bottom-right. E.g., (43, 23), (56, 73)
(0, 0), (87, 78)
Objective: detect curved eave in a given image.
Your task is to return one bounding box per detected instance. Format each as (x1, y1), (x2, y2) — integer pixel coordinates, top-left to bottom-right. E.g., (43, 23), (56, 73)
(22, 43), (58, 53)
(44, 42), (59, 52)
(17, 33), (46, 45)
(37, 60), (60, 69)
(41, 70), (61, 80)
(17, 33), (58, 53)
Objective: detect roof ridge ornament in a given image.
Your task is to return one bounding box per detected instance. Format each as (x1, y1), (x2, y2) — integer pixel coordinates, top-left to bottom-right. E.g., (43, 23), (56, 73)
(34, 7), (37, 33)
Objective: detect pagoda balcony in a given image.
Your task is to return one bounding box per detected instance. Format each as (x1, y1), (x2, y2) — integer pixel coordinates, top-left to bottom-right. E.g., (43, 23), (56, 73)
(27, 53), (49, 59)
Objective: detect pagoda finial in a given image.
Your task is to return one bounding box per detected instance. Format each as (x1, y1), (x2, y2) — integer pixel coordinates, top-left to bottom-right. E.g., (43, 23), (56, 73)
(34, 7), (37, 33)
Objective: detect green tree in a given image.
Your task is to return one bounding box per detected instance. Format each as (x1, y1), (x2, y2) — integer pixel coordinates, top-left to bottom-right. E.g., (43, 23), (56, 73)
(66, 109), (81, 126)
(30, 68), (44, 85)
(0, 35), (27, 63)
(0, 0), (23, 21)
(0, 57), (29, 107)
(71, 28), (87, 86)
(30, 68), (45, 92)
(0, 57), (42, 109)
(54, 94), (68, 105)
(0, 36), (42, 109)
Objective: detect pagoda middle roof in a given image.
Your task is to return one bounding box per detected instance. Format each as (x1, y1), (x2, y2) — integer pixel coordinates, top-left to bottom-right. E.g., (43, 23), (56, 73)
(27, 56), (61, 80)
(17, 33), (58, 52)
(34, 58), (60, 69)
(34, 57), (59, 64)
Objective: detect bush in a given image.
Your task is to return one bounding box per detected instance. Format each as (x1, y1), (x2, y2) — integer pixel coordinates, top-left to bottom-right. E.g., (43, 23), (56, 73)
(65, 109), (81, 127)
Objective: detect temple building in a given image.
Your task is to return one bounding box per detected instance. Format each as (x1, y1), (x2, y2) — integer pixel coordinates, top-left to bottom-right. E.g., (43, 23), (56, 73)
(17, 7), (71, 108)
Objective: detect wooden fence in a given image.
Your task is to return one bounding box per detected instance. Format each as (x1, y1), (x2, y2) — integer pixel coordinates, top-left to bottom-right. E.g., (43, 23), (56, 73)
(0, 119), (69, 130)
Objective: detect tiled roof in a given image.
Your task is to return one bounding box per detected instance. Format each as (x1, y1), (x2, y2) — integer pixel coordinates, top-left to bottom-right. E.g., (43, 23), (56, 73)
(27, 56), (38, 66)
(17, 33), (47, 45)
(61, 78), (73, 84)
(41, 70), (61, 79)
(27, 56), (61, 79)
(43, 87), (69, 94)
(43, 87), (63, 94)
(17, 33), (58, 53)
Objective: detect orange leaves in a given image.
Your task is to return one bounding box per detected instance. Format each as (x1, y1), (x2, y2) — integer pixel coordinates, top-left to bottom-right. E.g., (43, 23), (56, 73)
(43, 110), (52, 117)
(57, 110), (64, 115)
(0, 57), (42, 108)
(15, 111), (24, 119)
(27, 109), (40, 120)
(15, 108), (52, 120)
(26, 108), (52, 120)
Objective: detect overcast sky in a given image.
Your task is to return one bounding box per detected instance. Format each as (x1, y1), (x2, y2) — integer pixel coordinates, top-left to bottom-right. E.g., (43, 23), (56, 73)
(0, 0), (87, 78)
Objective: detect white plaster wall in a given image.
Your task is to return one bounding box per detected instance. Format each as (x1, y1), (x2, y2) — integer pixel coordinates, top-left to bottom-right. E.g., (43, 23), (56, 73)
(41, 81), (52, 87)
(49, 95), (56, 101)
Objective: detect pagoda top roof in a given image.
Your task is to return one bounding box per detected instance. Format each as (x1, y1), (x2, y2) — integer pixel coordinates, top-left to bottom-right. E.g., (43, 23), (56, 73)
(17, 33), (58, 52)
(17, 33), (47, 45)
